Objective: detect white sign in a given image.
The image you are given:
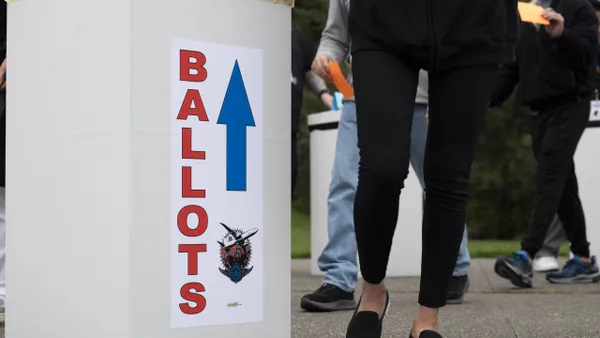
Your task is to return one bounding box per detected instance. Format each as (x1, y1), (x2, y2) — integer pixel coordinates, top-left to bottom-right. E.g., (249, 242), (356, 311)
(591, 100), (600, 122)
(171, 38), (264, 328)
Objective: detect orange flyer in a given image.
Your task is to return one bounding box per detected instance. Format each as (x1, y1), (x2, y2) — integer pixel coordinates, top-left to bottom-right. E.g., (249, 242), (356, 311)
(328, 62), (354, 99)
(518, 2), (550, 25)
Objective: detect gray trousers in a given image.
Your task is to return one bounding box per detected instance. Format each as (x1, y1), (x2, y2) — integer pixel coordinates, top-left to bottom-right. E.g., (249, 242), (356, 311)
(535, 215), (567, 258)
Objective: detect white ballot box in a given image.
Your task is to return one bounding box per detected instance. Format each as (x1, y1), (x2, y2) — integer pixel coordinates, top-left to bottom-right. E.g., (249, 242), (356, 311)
(7, 0), (290, 337)
(308, 110), (423, 277)
(575, 116), (600, 258)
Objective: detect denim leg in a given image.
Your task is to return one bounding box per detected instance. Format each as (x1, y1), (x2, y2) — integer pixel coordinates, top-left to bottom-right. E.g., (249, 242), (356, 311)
(317, 101), (360, 292)
(410, 103), (471, 277)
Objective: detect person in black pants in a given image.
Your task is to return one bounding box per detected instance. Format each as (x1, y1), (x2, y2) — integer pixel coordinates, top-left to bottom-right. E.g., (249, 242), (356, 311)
(492, 0), (600, 289)
(344, 1), (518, 338)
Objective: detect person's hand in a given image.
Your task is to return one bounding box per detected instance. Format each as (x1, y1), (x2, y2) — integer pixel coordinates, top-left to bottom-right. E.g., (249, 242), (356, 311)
(321, 92), (334, 109)
(312, 54), (334, 82)
(425, 106), (429, 128)
(542, 8), (565, 38)
(0, 58), (6, 91)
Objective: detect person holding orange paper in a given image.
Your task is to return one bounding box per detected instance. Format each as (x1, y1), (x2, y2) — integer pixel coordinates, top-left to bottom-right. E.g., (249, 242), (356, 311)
(491, 0), (600, 289)
(300, 0), (472, 318)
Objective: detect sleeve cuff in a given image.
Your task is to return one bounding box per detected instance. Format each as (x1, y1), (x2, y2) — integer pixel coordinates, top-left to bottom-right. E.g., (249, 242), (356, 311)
(553, 29), (577, 48)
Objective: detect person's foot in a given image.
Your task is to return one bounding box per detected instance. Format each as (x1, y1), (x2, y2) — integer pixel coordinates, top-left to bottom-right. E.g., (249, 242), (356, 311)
(300, 283), (357, 312)
(494, 251), (533, 288)
(533, 256), (560, 272)
(546, 256), (600, 284)
(446, 275), (469, 305)
(345, 286), (389, 338)
(409, 331), (443, 338)
(411, 306), (439, 338)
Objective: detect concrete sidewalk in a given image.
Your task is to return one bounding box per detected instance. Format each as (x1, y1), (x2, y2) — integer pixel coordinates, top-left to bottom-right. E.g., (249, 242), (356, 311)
(292, 259), (600, 338)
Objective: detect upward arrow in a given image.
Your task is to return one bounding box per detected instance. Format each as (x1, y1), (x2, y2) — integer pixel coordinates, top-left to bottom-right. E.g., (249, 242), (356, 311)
(217, 60), (256, 192)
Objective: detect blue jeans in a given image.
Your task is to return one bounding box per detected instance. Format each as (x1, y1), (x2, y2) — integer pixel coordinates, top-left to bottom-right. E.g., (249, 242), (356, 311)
(318, 101), (471, 292)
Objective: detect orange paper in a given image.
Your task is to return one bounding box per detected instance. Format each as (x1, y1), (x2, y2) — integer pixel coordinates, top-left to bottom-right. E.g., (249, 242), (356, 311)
(328, 62), (354, 99)
(518, 2), (550, 25)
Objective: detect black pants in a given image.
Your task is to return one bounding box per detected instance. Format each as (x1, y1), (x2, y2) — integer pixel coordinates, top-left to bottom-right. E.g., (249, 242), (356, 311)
(521, 99), (590, 258)
(352, 49), (498, 308)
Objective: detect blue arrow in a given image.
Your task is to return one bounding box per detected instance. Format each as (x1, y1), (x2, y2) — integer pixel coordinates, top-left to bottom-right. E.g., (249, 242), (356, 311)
(217, 60), (256, 192)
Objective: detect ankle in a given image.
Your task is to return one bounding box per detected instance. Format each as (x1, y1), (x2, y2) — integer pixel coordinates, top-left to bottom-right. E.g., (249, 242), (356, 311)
(362, 281), (386, 294)
(412, 306), (439, 335)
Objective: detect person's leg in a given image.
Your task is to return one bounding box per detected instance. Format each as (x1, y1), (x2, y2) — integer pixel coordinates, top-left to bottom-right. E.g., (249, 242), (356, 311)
(347, 49), (418, 337)
(496, 99), (592, 287)
(546, 162), (600, 283)
(410, 103), (471, 304)
(301, 101), (359, 311)
(413, 64), (498, 337)
(533, 215), (565, 272)
(522, 102), (589, 258)
(558, 164), (589, 257)
(537, 215), (566, 258)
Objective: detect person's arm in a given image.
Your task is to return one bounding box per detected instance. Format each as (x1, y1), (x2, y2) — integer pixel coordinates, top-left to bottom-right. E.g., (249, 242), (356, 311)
(305, 71), (327, 94)
(305, 71), (333, 109)
(298, 28), (333, 108)
(490, 61), (520, 107)
(546, 2), (598, 70)
(316, 0), (350, 63)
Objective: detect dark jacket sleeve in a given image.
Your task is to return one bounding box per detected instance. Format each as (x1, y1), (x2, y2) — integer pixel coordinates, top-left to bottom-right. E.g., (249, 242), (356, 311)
(553, 0), (599, 70)
(300, 30), (314, 73)
(490, 61), (519, 107)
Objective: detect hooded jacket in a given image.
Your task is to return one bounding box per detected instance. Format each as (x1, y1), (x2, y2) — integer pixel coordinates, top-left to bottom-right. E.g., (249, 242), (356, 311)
(490, 0), (599, 111)
(348, 0), (520, 71)
(316, 0), (429, 104)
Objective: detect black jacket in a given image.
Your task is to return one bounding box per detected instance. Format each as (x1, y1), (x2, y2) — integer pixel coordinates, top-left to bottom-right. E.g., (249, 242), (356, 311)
(491, 0), (599, 111)
(291, 24), (314, 133)
(348, 0), (519, 71)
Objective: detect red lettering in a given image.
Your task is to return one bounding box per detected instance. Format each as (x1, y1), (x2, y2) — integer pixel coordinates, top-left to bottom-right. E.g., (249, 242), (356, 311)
(180, 50), (207, 82)
(179, 282), (207, 315)
(182, 128), (206, 160)
(182, 167), (205, 198)
(179, 244), (207, 275)
(177, 205), (208, 237)
(177, 89), (209, 121)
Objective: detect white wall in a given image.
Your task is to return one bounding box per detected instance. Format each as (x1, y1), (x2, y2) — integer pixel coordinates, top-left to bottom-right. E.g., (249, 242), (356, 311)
(7, 0), (290, 337)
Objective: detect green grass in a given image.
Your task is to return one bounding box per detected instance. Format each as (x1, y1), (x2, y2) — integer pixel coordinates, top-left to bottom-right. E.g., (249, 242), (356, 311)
(292, 208), (312, 259)
(467, 240), (570, 258)
(291, 208), (570, 259)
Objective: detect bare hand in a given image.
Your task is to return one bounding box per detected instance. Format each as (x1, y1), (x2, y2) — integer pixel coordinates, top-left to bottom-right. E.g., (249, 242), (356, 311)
(0, 58), (6, 91)
(312, 54), (334, 82)
(321, 93), (334, 109)
(542, 8), (565, 38)
(426, 106), (429, 128)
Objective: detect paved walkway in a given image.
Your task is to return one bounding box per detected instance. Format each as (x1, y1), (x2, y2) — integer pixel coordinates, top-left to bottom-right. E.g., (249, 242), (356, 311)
(292, 259), (600, 338)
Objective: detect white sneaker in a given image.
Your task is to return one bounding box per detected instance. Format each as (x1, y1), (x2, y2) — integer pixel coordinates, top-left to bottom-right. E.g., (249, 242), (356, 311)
(534, 256), (560, 272)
